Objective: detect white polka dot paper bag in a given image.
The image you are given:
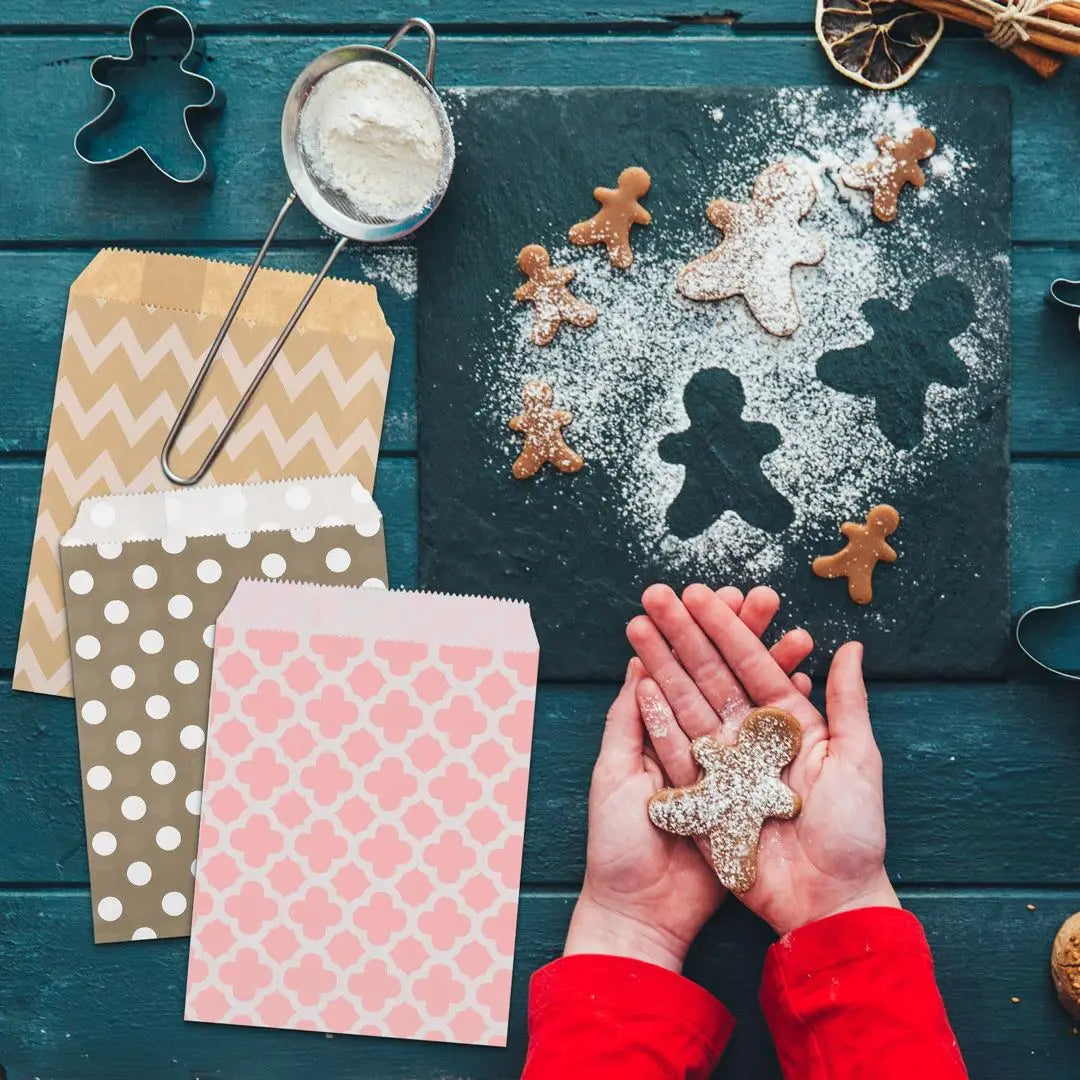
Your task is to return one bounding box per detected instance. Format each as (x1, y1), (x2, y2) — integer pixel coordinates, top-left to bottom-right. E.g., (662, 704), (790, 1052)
(185, 580), (538, 1047)
(60, 476), (388, 944)
(17, 248), (394, 698)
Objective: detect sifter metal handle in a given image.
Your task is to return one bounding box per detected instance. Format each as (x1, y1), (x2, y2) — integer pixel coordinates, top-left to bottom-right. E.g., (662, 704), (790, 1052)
(160, 15), (442, 486)
(160, 192), (348, 486)
(384, 17), (438, 82)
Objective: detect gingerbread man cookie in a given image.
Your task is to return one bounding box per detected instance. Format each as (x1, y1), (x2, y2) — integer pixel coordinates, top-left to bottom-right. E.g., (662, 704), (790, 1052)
(514, 244), (598, 346)
(647, 707), (802, 893)
(840, 127), (936, 223)
(812, 504), (900, 605)
(677, 160), (825, 337)
(508, 380), (585, 480)
(568, 165), (653, 269)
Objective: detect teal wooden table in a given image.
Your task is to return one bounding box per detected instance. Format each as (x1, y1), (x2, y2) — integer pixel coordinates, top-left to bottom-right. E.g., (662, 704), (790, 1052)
(2, 4), (1080, 1078)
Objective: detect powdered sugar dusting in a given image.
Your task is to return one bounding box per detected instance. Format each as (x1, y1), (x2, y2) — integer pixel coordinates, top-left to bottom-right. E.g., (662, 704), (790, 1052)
(477, 89), (1007, 617)
(640, 696), (671, 739)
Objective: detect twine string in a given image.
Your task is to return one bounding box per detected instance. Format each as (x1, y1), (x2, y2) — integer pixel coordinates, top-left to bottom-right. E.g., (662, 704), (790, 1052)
(976, 0), (1059, 49)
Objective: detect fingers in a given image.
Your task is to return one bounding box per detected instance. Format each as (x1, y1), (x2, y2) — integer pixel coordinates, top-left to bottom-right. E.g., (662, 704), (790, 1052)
(736, 585), (781, 638)
(599, 658), (646, 768)
(715, 585), (744, 613)
(637, 677), (698, 786)
(682, 583), (800, 705)
(770, 626), (814, 697)
(627, 608), (717, 739)
(824, 642), (881, 773)
(640, 584), (748, 736)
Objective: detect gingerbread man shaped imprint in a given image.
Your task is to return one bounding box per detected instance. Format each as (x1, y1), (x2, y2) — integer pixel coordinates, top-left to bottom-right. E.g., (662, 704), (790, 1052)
(508, 380), (585, 480)
(677, 160), (825, 337)
(840, 128), (936, 223)
(514, 244), (598, 346)
(813, 504), (900, 605)
(648, 708), (802, 893)
(568, 166), (652, 269)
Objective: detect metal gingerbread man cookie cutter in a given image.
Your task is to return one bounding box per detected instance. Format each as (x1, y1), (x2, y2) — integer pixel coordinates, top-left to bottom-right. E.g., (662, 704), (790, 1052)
(1016, 597), (1080, 681)
(74, 5), (221, 184)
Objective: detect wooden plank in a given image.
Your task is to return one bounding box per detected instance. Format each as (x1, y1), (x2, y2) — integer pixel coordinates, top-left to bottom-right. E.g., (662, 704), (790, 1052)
(4, 678), (1080, 886)
(0, 245), (1078, 457)
(1014, 245), (1080, 456)
(0, 888), (1076, 1080)
(2, 456), (1075, 665)
(0, 35), (1075, 243)
(0, 2), (802, 28)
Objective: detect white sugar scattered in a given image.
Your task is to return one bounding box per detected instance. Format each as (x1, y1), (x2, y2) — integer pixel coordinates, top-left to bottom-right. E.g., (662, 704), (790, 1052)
(478, 89), (1007, 625)
(640, 696), (671, 739)
(363, 245), (417, 297)
(710, 106), (725, 123)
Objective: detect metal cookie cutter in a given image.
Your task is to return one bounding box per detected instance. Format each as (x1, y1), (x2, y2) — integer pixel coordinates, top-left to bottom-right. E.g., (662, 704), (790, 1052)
(74, 5), (220, 184)
(1048, 275), (1080, 330)
(1017, 597), (1080, 681)
(161, 16), (454, 485)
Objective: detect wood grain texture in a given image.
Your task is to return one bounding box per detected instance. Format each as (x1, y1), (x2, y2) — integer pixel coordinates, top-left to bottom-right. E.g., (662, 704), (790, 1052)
(0, 35), (1075, 242)
(2, 889), (1078, 1080)
(0, 1), (802, 28)
(0, 12), (1077, 1079)
(4, 677), (1080, 887)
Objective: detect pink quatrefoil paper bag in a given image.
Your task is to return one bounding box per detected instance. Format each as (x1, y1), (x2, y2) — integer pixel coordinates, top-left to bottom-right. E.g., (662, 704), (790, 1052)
(185, 581), (538, 1047)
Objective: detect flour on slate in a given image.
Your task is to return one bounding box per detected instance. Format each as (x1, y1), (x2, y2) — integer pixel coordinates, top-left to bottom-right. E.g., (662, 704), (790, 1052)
(476, 89), (1007, 587)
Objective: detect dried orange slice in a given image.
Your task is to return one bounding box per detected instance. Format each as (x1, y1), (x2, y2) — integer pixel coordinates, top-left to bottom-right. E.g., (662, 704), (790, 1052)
(816, 0), (944, 90)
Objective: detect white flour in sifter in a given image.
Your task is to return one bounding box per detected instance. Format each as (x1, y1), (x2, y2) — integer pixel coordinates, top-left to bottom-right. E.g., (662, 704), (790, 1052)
(299, 60), (445, 221)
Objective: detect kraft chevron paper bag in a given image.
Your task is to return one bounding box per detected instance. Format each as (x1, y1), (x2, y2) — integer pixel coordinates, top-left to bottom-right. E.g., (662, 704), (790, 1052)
(17, 249), (395, 697)
(61, 476), (389, 944)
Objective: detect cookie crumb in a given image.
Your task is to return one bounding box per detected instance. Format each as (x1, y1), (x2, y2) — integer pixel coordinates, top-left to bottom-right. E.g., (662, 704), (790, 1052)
(1011, 996), (1021, 1004)
(1027, 904), (1037, 911)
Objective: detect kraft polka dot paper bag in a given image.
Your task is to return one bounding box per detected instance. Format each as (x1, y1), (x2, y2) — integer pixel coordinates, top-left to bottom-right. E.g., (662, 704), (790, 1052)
(60, 476), (388, 944)
(185, 580), (539, 1047)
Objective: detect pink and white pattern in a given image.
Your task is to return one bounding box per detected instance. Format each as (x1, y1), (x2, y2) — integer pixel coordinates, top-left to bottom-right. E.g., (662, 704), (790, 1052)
(185, 582), (539, 1046)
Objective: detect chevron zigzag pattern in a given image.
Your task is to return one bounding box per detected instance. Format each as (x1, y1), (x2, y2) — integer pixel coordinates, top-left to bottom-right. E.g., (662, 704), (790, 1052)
(16, 292), (393, 697)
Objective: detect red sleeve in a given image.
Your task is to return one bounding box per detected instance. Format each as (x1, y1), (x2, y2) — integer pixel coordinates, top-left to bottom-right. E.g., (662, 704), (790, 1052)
(522, 954), (734, 1080)
(761, 907), (968, 1080)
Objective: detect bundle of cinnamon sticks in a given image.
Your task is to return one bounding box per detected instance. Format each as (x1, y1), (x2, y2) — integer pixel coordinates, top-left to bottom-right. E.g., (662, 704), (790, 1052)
(907, 0), (1080, 77)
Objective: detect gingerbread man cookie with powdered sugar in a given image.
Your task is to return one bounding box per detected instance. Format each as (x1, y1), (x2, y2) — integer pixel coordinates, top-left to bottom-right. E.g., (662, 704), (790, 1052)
(647, 707), (802, 893)
(677, 160), (825, 337)
(514, 244), (598, 346)
(840, 127), (936, 223)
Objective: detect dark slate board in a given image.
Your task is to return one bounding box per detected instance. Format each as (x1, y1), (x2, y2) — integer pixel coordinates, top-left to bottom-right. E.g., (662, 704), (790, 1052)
(417, 86), (1011, 680)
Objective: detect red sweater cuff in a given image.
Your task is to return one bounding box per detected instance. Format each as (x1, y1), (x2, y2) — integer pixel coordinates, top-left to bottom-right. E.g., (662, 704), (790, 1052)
(761, 907), (967, 1080)
(765, 905), (932, 981)
(523, 954), (734, 1080)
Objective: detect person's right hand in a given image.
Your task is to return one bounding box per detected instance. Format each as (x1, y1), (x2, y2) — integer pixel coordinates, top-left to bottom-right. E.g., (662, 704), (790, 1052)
(630, 583), (899, 937)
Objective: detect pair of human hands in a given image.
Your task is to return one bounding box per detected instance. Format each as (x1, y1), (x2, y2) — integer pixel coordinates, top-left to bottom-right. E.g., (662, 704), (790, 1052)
(564, 583), (899, 974)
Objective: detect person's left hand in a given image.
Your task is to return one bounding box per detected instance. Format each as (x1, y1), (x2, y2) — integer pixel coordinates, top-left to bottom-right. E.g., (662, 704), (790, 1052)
(564, 588), (813, 972)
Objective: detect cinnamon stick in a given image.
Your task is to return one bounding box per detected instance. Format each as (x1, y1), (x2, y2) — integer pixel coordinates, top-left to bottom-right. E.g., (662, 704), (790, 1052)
(906, 0), (1073, 74)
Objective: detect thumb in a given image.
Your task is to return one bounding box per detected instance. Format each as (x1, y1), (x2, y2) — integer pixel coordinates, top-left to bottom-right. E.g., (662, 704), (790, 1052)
(824, 642), (881, 774)
(599, 658), (646, 767)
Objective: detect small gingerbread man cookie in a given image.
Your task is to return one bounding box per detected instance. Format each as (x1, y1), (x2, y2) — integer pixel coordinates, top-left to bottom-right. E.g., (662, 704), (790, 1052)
(568, 166), (653, 269)
(514, 244), (598, 346)
(647, 707), (802, 893)
(677, 160), (825, 337)
(508, 380), (585, 480)
(813, 504), (900, 605)
(840, 128), (936, 223)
